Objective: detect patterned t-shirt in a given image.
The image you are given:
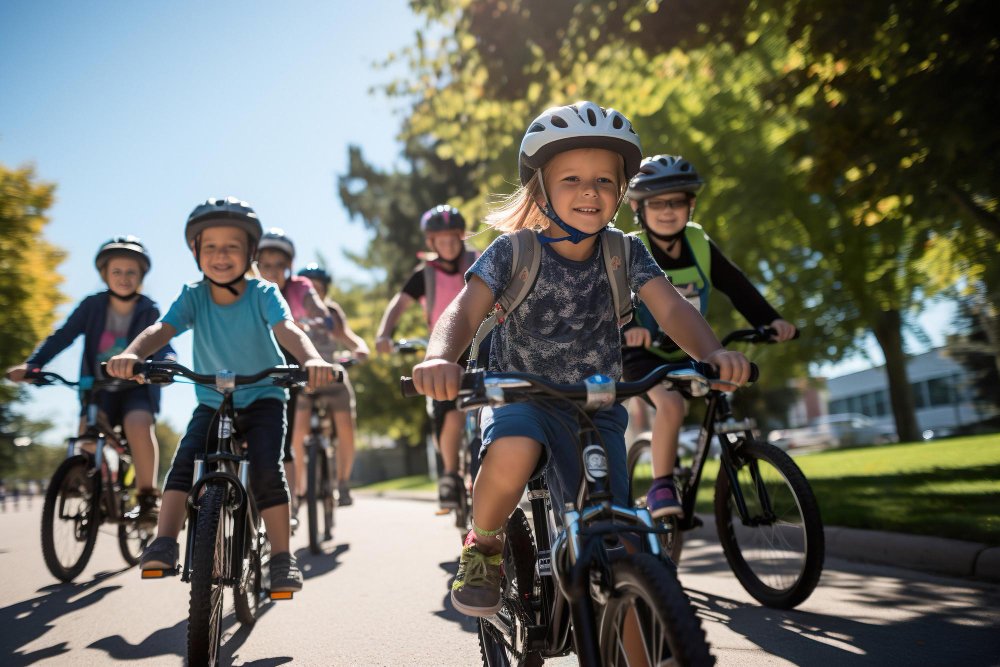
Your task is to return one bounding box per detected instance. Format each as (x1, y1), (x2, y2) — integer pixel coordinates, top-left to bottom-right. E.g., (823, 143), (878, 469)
(467, 230), (662, 383)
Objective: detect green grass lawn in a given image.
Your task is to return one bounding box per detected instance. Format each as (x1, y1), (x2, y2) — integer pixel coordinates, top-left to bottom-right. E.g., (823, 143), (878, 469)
(367, 434), (1000, 545)
(636, 433), (1000, 545)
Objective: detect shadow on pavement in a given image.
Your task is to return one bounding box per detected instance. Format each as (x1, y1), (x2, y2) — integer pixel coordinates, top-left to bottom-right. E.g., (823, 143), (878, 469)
(0, 568), (126, 666)
(678, 539), (1000, 666)
(296, 542), (349, 580)
(433, 559), (479, 633)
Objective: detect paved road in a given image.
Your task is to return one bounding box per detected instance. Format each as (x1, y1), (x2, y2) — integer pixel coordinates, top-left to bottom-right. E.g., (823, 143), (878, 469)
(2, 497), (998, 666)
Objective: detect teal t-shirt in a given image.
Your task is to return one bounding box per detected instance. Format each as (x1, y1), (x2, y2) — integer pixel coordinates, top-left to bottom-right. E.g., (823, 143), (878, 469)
(161, 279), (292, 409)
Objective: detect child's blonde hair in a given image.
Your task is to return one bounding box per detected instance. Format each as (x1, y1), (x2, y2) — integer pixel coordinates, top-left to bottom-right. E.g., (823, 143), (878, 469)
(485, 157), (628, 233)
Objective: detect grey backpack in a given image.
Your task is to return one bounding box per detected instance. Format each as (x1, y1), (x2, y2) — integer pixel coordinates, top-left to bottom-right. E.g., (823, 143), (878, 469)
(468, 227), (633, 366)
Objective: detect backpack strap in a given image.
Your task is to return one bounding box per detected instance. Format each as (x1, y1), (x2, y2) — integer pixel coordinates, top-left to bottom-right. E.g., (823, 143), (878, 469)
(601, 228), (633, 326)
(468, 229), (540, 368)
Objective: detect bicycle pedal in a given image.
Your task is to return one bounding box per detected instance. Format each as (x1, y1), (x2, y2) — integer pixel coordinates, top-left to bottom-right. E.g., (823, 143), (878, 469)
(270, 591), (294, 600)
(141, 567), (179, 579)
(434, 508), (451, 516)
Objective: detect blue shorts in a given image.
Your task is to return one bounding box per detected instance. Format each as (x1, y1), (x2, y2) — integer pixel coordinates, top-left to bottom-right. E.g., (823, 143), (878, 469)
(82, 387), (154, 426)
(479, 401), (629, 511)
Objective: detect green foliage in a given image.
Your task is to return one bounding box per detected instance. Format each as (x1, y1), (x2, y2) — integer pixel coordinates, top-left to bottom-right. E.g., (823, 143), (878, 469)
(154, 420), (181, 484)
(0, 164), (67, 402)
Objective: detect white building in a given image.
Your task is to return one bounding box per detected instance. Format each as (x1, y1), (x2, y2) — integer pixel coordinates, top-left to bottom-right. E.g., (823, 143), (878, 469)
(826, 348), (989, 436)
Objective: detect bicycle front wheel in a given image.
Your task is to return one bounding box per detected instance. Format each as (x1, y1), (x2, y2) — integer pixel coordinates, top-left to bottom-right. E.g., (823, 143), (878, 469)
(626, 438), (684, 563)
(188, 484), (231, 667)
(598, 553), (714, 666)
(714, 440), (824, 609)
(118, 462), (152, 566)
(41, 455), (100, 582)
(307, 439), (331, 554)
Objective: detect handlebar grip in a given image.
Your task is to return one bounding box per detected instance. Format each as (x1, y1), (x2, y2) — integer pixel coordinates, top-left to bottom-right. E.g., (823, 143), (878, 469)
(400, 376), (419, 398)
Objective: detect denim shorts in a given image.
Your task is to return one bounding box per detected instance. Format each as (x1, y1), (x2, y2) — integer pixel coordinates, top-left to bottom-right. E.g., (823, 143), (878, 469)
(81, 386), (154, 426)
(479, 401), (629, 510)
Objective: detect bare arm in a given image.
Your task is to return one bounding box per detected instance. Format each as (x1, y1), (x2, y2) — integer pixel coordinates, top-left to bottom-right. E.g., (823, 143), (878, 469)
(413, 276), (495, 400)
(375, 291), (416, 352)
(637, 276), (750, 385)
(273, 320), (336, 391)
(331, 311), (370, 357)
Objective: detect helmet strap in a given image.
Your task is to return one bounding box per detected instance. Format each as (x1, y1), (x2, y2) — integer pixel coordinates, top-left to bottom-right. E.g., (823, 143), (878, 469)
(636, 206), (687, 250)
(107, 289), (140, 302)
(194, 236), (249, 296)
(534, 169), (602, 245)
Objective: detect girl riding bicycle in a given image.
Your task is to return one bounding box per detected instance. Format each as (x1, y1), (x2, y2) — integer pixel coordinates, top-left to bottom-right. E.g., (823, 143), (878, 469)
(410, 101), (751, 617)
(106, 197), (337, 593)
(256, 232), (369, 509)
(6, 236), (174, 525)
(622, 155), (796, 518)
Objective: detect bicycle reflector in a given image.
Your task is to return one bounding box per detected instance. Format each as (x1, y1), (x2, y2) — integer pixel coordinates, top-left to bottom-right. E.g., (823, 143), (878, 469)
(216, 370), (236, 392)
(270, 591), (294, 600)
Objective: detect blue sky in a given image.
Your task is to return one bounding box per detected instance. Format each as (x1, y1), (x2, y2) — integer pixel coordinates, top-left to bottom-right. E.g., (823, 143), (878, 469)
(1, 1), (422, 436)
(1, 1), (958, 440)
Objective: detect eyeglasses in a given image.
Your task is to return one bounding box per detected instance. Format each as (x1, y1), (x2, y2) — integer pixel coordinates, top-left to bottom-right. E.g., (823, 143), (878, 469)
(645, 198), (689, 212)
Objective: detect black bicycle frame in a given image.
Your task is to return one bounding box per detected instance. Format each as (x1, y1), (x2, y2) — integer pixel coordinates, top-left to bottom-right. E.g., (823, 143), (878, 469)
(65, 385), (130, 524)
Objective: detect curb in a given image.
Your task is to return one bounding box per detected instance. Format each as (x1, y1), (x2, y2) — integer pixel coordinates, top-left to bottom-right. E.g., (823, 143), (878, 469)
(357, 488), (1000, 584)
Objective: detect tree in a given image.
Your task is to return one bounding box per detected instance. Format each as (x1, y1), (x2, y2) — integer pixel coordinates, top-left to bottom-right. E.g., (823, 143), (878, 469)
(0, 163), (67, 403)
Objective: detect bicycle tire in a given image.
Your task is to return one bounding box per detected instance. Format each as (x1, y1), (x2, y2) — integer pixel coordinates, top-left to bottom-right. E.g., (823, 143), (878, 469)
(598, 553), (714, 667)
(188, 484), (230, 667)
(714, 440), (824, 609)
(325, 436), (336, 538)
(307, 438), (326, 554)
(626, 439), (684, 563)
(477, 507), (542, 667)
(117, 461), (152, 566)
(41, 454), (101, 582)
(234, 508), (266, 626)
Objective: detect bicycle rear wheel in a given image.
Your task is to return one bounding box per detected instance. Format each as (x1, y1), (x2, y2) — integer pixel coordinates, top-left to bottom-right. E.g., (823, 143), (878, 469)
(714, 440), (824, 609)
(626, 438), (684, 563)
(234, 505), (267, 626)
(307, 439), (332, 554)
(188, 484), (231, 667)
(477, 508), (542, 667)
(598, 553), (714, 666)
(41, 454), (101, 582)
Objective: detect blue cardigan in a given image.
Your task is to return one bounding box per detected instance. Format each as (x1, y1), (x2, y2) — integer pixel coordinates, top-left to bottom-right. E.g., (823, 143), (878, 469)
(26, 291), (176, 414)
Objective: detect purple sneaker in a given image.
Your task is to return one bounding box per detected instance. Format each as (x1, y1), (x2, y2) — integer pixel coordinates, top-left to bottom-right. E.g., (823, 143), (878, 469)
(647, 477), (684, 519)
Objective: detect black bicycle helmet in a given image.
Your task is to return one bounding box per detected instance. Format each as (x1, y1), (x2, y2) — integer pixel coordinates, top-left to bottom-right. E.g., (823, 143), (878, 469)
(185, 196), (262, 247)
(627, 155), (704, 200)
(420, 205), (466, 234)
(257, 227), (295, 260)
(297, 263), (331, 284)
(95, 235), (151, 274)
(519, 101), (643, 186)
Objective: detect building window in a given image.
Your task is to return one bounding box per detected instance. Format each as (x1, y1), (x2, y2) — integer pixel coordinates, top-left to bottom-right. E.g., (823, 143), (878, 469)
(874, 390), (889, 417)
(912, 381), (928, 409)
(927, 376), (954, 407)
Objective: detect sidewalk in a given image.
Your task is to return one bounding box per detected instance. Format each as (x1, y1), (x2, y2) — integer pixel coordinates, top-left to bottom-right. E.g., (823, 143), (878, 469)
(355, 487), (1000, 583)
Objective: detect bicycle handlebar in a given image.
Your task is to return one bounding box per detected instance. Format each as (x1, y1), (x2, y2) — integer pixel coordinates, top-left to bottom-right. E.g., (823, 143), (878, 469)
(720, 326), (801, 347)
(125, 361), (323, 388)
(23, 369), (136, 391)
(400, 360), (758, 405)
(393, 338), (428, 356)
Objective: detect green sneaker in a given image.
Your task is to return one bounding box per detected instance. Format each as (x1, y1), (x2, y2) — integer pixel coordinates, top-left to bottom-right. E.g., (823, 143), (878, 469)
(451, 544), (502, 617)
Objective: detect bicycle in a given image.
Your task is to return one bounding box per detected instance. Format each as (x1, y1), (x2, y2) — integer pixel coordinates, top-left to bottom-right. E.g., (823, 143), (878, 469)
(396, 337), (479, 541)
(25, 370), (154, 582)
(302, 355), (357, 555)
(627, 327), (824, 609)
(402, 362), (726, 666)
(132, 360), (324, 667)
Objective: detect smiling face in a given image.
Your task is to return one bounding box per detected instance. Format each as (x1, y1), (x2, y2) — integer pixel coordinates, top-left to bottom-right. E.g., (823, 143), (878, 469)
(257, 248), (291, 288)
(425, 229), (464, 262)
(194, 225), (250, 284)
(539, 148), (624, 237)
(631, 192), (693, 237)
(102, 257), (143, 296)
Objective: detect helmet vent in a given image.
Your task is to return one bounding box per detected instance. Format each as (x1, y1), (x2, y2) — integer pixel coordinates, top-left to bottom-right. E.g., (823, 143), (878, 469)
(612, 115), (624, 129)
(528, 122), (546, 133)
(550, 116), (568, 129)
(586, 108), (597, 125)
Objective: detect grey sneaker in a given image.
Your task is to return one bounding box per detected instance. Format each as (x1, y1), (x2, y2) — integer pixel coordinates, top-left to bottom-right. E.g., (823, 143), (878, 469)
(450, 544), (502, 617)
(438, 473), (462, 510)
(338, 481), (353, 507)
(124, 490), (160, 526)
(140, 536), (178, 571)
(270, 552), (303, 592)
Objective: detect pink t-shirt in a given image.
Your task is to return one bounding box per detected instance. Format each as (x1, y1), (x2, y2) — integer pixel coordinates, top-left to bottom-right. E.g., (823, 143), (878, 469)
(281, 275), (314, 322)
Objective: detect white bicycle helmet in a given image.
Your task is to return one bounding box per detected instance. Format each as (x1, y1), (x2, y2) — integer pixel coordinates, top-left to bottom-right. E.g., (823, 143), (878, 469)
(627, 155), (705, 200)
(257, 227), (296, 260)
(519, 101), (643, 186)
(95, 235), (151, 274)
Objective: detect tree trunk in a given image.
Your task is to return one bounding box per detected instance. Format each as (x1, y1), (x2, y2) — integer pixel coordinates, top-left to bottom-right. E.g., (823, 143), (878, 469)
(871, 309), (921, 443)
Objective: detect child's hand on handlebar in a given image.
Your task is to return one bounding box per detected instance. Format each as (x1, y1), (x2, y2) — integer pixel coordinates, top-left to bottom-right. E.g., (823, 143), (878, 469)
(623, 327), (652, 348)
(768, 319), (797, 342)
(375, 336), (394, 355)
(106, 353), (143, 382)
(304, 358), (337, 391)
(703, 349), (751, 388)
(412, 358), (463, 401)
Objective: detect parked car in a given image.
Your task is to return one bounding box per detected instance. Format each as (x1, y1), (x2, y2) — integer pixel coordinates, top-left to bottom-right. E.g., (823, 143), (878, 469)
(767, 413), (896, 451)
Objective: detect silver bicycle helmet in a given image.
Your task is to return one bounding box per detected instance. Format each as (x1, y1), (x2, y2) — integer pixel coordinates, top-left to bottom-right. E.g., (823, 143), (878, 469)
(257, 227), (296, 260)
(185, 196), (262, 247)
(627, 155), (704, 200)
(95, 235), (151, 274)
(519, 101), (643, 186)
